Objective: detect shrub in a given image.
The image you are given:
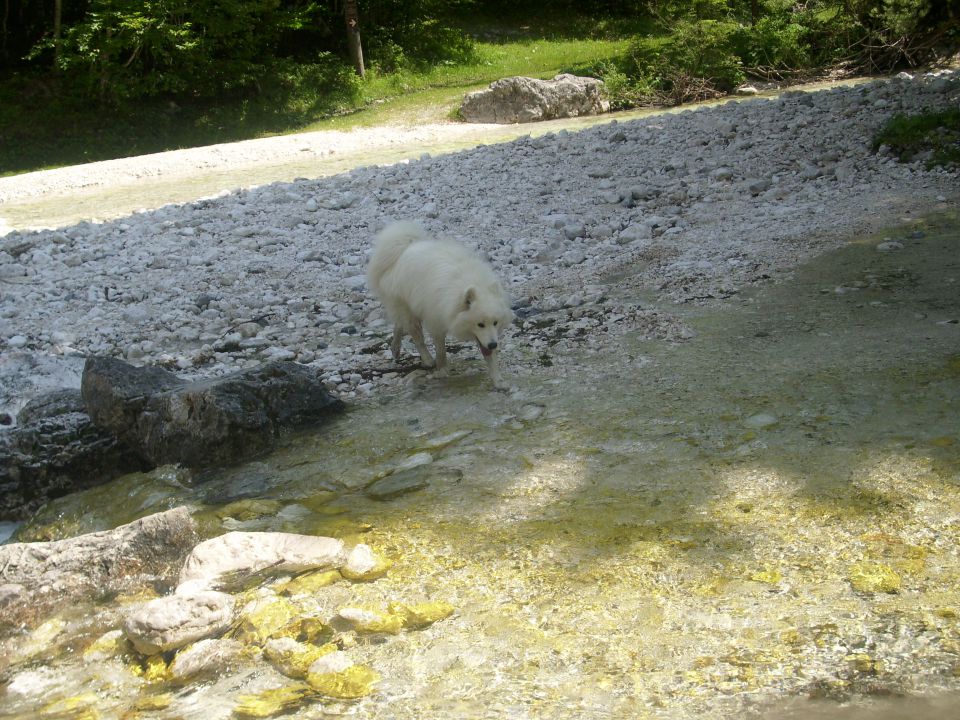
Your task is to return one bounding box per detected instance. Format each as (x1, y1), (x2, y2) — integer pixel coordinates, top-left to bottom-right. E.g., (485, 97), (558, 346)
(873, 110), (960, 169)
(620, 19), (744, 104)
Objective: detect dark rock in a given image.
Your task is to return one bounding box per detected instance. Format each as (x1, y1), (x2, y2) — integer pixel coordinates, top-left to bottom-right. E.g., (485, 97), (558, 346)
(82, 356), (187, 435)
(0, 405), (148, 521)
(84, 358), (345, 468)
(0, 506), (198, 628)
(16, 388), (86, 425)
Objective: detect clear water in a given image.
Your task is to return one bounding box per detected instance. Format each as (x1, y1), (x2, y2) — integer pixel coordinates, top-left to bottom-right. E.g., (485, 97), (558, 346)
(1, 214), (957, 719)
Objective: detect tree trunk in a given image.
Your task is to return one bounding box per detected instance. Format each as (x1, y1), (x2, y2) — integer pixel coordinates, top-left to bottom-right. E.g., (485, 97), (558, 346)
(53, 0), (62, 71)
(344, 0), (364, 78)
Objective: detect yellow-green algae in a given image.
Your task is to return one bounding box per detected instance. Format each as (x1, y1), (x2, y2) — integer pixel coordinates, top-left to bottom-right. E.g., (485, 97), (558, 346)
(233, 684), (314, 718)
(232, 595), (304, 645)
(263, 638), (338, 678)
(39, 693), (100, 720)
(279, 569), (342, 595)
(306, 665), (380, 699)
(849, 562), (903, 594)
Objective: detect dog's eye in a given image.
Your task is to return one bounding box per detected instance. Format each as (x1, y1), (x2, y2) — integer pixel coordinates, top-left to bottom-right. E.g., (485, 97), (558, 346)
(478, 322), (485, 328)
(493, 321), (498, 326)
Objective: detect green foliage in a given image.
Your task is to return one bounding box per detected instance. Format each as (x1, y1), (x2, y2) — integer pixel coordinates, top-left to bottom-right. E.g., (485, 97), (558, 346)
(731, 14), (814, 70)
(873, 110), (960, 169)
(603, 19), (744, 105)
(591, 0), (957, 109)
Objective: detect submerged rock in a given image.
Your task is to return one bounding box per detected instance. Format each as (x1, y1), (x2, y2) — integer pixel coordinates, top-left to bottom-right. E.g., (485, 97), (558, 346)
(306, 664), (380, 699)
(340, 543), (391, 581)
(169, 637), (246, 680)
(264, 637), (338, 679)
(233, 594), (301, 645)
(123, 589), (236, 655)
(336, 606), (405, 634)
(849, 562), (902, 593)
(234, 684), (314, 719)
(0, 506), (198, 627)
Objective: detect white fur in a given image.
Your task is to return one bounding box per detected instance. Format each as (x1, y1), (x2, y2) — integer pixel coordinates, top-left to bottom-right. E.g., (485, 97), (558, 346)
(367, 222), (513, 388)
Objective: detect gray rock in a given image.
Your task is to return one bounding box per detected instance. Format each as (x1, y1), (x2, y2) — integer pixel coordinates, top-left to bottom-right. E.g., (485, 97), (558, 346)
(123, 589), (236, 655)
(16, 389), (86, 425)
(0, 507), (198, 625)
(178, 531), (346, 591)
(460, 74), (608, 124)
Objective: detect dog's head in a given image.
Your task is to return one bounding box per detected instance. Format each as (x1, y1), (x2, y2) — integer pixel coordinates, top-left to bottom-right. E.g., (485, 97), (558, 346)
(452, 286), (513, 358)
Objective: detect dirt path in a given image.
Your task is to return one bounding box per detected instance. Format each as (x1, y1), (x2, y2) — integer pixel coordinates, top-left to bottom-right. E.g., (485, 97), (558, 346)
(0, 76), (872, 234)
(0, 111), (661, 234)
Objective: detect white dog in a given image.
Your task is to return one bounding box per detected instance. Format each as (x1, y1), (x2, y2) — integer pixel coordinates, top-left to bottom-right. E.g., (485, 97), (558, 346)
(367, 222), (513, 388)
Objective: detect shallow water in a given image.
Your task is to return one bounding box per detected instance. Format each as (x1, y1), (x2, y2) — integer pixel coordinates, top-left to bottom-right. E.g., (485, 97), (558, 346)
(2, 213), (958, 719)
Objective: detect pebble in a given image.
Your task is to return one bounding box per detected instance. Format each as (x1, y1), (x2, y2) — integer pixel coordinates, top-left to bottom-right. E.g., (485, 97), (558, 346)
(0, 72), (957, 413)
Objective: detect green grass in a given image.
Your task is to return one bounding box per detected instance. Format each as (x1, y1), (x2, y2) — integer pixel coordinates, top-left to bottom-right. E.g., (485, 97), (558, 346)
(314, 36), (632, 130)
(0, 22), (635, 177)
(873, 109), (960, 169)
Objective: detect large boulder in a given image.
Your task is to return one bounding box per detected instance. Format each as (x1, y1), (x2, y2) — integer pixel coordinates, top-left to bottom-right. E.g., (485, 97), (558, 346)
(0, 507), (198, 626)
(178, 531), (347, 591)
(82, 358), (345, 468)
(460, 74), (609, 124)
(0, 389), (148, 520)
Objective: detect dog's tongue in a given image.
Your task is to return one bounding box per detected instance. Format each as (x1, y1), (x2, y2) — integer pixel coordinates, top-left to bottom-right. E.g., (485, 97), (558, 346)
(478, 342), (493, 358)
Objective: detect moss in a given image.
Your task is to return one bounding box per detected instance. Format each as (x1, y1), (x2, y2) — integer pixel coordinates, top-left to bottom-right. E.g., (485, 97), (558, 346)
(139, 654), (170, 682)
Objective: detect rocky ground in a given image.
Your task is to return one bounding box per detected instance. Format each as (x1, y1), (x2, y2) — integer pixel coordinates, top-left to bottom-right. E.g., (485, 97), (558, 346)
(0, 70), (958, 423)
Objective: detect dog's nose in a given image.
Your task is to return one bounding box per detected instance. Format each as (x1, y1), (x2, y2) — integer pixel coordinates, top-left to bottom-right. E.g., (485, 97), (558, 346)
(487, 341), (498, 350)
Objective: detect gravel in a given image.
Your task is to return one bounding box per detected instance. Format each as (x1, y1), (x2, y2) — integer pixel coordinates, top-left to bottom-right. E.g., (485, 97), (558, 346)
(1, 70), (957, 420)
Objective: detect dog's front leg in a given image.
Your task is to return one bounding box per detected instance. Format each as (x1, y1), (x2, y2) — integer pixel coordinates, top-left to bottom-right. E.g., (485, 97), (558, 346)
(485, 350), (507, 390)
(433, 334), (449, 376)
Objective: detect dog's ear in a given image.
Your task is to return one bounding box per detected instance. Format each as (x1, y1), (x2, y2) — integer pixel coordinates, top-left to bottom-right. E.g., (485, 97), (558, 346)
(463, 287), (476, 310)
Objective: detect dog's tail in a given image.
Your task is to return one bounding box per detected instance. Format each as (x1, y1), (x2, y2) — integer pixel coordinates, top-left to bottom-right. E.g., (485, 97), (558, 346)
(367, 221), (427, 296)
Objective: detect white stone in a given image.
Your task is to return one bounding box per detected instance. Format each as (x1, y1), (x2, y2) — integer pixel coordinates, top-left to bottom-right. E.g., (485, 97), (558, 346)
(178, 532), (346, 590)
(123, 590), (236, 655)
(309, 650), (355, 675)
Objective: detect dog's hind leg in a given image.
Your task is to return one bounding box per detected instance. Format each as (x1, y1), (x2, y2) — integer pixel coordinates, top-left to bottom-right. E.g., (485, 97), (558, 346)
(410, 320), (435, 368)
(390, 325), (403, 362)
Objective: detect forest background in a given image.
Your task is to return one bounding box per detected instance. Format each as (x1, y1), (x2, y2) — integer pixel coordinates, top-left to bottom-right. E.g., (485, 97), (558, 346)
(1, 0), (957, 175)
